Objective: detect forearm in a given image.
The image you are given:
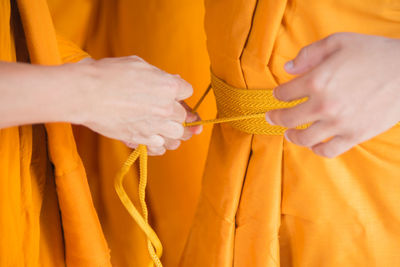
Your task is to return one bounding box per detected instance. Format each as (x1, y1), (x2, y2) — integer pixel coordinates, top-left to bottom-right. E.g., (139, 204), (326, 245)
(0, 61), (90, 129)
(0, 55), (198, 155)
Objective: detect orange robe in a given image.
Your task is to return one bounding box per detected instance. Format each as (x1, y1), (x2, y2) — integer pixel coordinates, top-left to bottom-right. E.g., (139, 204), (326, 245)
(181, 1), (400, 266)
(47, 0), (94, 48)
(0, 0), (110, 266)
(47, 1), (212, 266)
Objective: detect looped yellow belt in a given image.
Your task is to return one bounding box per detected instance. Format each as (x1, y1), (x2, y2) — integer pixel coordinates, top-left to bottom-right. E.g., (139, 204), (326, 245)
(114, 73), (305, 266)
(185, 73), (306, 134)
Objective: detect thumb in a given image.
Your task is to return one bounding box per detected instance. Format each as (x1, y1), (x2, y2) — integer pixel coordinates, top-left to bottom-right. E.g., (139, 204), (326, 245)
(285, 34), (341, 75)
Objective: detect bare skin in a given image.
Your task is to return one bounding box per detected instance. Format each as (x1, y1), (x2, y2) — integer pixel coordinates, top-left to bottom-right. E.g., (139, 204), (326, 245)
(265, 33), (400, 158)
(0, 56), (202, 155)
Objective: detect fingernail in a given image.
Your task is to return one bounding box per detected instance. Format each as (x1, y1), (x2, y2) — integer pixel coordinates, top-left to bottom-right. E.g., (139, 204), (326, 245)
(196, 126), (203, 135)
(284, 131), (291, 143)
(189, 125), (203, 135)
(265, 113), (275, 125)
(272, 88), (278, 99)
(185, 112), (198, 123)
(284, 60), (294, 71)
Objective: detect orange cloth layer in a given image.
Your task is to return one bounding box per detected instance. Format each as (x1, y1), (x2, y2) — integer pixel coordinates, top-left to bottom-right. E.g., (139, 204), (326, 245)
(0, 0), (111, 266)
(47, 0), (94, 48)
(47, 0), (212, 266)
(181, 1), (400, 266)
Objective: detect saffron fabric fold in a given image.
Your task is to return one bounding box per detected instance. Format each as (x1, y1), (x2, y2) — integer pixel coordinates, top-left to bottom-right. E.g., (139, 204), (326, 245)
(47, 0), (212, 266)
(181, 1), (400, 266)
(0, 0), (111, 265)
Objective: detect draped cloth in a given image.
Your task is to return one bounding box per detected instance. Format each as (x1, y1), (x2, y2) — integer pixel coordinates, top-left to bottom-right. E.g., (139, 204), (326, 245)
(46, 0), (212, 266)
(180, 1), (400, 266)
(0, 0), (111, 265)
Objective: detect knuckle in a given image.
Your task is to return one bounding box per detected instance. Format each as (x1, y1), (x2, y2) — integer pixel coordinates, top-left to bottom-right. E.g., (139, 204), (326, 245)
(279, 111), (296, 128)
(344, 132), (358, 143)
(138, 122), (154, 137)
(329, 144), (347, 158)
(168, 140), (181, 150)
(154, 146), (166, 155)
(129, 124), (148, 139)
(163, 122), (184, 139)
(328, 118), (344, 132)
(326, 32), (348, 46)
(162, 104), (175, 118)
(272, 111), (291, 127)
(173, 124), (185, 138)
(150, 135), (165, 147)
(176, 78), (193, 97)
(181, 83), (193, 98)
(177, 104), (188, 122)
(149, 146), (165, 156)
(125, 142), (138, 149)
(268, 111), (280, 126)
(313, 145), (333, 158)
(324, 149), (337, 158)
(329, 118), (341, 128)
(153, 148), (165, 156)
(316, 101), (331, 116)
(166, 75), (193, 99)
(307, 75), (325, 94)
(298, 46), (310, 59)
(131, 136), (148, 146)
(129, 135), (141, 145)
(181, 129), (193, 141)
(295, 132), (312, 147)
(314, 100), (337, 118)
(273, 87), (284, 101)
(156, 101), (174, 118)
(166, 79), (180, 94)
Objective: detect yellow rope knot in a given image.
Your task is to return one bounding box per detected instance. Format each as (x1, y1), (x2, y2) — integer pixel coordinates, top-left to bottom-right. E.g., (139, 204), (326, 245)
(115, 72), (400, 267)
(115, 72), (307, 266)
(184, 73), (307, 134)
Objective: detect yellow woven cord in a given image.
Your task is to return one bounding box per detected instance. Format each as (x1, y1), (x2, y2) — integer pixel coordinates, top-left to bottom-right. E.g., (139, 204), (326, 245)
(115, 73), (307, 266)
(185, 74), (400, 130)
(115, 72), (400, 267)
(115, 145), (163, 267)
(184, 73), (307, 134)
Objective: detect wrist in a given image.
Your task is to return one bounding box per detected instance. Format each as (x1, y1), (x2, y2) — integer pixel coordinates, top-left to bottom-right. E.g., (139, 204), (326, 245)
(59, 60), (98, 126)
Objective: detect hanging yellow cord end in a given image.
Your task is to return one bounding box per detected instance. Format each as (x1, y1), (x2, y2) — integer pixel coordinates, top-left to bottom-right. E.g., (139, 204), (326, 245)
(115, 145), (163, 267)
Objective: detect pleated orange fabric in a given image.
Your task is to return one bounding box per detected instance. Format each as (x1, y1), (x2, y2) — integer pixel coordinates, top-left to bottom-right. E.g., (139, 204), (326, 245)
(47, 0), (94, 48)
(0, 0), (111, 266)
(47, 1), (212, 266)
(181, 1), (400, 266)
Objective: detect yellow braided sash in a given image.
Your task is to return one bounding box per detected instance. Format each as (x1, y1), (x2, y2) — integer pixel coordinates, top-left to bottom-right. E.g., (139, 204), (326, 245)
(185, 73), (306, 134)
(114, 73), (306, 266)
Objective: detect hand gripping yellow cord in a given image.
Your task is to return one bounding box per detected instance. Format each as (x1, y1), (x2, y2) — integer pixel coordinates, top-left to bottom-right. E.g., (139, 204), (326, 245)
(184, 73), (306, 133)
(117, 72), (400, 266)
(115, 73), (305, 267)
